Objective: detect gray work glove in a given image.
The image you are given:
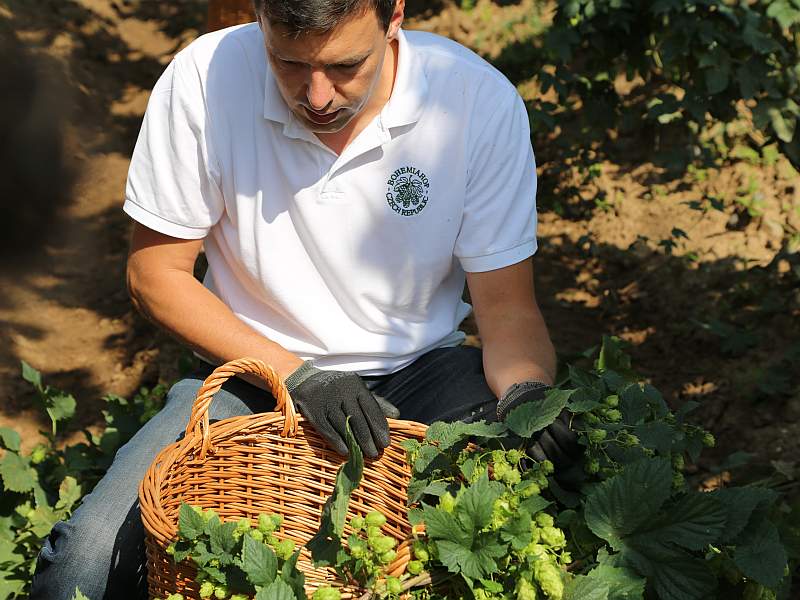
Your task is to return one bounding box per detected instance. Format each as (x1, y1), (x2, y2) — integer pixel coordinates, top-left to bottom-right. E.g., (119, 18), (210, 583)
(284, 361), (399, 458)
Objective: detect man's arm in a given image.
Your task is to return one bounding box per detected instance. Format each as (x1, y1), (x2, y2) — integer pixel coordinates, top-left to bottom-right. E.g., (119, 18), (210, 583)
(465, 258), (556, 396)
(126, 223), (305, 385)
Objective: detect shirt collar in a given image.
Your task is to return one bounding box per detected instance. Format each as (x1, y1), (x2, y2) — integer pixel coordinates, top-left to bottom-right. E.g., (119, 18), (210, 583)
(262, 28), (428, 132)
(380, 28), (429, 130)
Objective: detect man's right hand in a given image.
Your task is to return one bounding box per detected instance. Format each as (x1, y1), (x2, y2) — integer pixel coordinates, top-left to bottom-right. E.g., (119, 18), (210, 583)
(284, 361), (398, 458)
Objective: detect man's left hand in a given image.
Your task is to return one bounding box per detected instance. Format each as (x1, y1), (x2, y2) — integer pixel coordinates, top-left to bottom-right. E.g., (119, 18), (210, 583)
(497, 381), (582, 471)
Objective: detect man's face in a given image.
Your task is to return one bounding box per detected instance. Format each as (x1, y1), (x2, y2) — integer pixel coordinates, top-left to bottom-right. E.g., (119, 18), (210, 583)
(259, 8), (395, 133)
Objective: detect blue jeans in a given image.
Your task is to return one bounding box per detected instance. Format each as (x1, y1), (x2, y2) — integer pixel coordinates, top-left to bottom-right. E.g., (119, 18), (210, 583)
(30, 345), (495, 600)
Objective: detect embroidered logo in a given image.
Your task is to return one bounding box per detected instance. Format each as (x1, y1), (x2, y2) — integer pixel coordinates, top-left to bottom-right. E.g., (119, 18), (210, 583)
(386, 166), (430, 216)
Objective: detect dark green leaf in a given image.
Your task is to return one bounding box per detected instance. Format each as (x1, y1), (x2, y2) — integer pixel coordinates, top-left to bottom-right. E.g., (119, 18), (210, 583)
(568, 385), (603, 413)
(584, 458), (672, 550)
(733, 521), (787, 588)
(210, 520), (239, 560)
(0, 428), (20, 452)
(634, 422), (674, 455)
(307, 419), (363, 566)
(56, 476), (82, 512)
(177, 504), (206, 540)
(579, 563), (645, 600)
(254, 579), (296, 600)
(424, 421), (507, 450)
(565, 575), (610, 600)
(413, 445), (445, 474)
(634, 493), (727, 551)
(519, 495), (551, 516)
(21, 361), (42, 389)
(623, 541), (716, 600)
(500, 511), (532, 550)
(280, 548), (306, 599)
(242, 535), (278, 587)
(423, 505), (472, 546)
(456, 472), (504, 532)
(436, 538), (505, 580)
(46, 393), (77, 427)
(568, 365), (597, 389)
(505, 389), (573, 438)
(0, 452), (37, 493)
(710, 487), (776, 543)
(597, 336), (632, 374)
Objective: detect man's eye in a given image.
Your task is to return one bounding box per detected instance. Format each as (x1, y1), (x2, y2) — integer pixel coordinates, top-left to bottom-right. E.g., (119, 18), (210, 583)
(335, 60), (365, 71)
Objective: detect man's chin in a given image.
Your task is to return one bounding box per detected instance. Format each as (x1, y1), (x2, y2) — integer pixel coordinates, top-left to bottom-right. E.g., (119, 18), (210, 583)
(296, 108), (353, 133)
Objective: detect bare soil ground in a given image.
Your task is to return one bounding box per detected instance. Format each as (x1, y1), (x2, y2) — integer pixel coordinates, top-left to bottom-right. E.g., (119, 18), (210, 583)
(1, 0), (798, 484)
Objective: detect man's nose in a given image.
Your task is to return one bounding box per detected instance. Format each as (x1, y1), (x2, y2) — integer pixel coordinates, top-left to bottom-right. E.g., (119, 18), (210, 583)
(307, 69), (335, 111)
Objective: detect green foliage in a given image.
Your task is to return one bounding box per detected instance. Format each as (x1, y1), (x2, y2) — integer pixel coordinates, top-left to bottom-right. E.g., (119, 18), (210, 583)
(533, 0), (800, 171)
(164, 504), (305, 600)
(0, 362), (166, 600)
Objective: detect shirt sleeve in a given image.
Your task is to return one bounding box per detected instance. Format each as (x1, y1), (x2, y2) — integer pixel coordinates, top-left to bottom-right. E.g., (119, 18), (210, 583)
(123, 54), (224, 239)
(454, 87), (538, 273)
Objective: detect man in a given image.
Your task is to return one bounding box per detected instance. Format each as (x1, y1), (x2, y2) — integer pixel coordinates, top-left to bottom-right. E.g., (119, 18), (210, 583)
(31, 1), (579, 598)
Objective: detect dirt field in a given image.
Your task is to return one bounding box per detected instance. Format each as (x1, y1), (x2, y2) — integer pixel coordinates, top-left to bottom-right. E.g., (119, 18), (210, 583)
(1, 0), (798, 484)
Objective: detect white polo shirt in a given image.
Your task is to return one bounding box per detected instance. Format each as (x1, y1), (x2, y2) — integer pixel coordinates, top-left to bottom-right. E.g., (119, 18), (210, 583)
(124, 24), (538, 375)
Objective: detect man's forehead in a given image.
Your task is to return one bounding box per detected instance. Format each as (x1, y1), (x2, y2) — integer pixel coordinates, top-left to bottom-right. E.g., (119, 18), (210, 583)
(262, 11), (382, 63)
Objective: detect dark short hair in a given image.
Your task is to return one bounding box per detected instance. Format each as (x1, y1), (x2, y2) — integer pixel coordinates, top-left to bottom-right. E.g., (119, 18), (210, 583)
(253, 0), (396, 34)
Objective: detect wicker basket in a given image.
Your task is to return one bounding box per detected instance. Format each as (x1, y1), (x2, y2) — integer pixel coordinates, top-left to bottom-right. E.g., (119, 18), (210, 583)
(139, 358), (428, 599)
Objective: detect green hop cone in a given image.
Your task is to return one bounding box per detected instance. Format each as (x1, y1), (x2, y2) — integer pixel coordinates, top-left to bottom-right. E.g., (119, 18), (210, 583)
(493, 460), (511, 481)
(365, 511), (387, 527)
(350, 515), (365, 531)
(166, 543), (176, 556)
(370, 535), (397, 554)
(407, 560), (423, 575)
(386, 577), (403, 595)
(535, 512), (554, 528)
(604, 394), (619, 408)
(248, 529), (264, 542)
(230, 596), (248, 600)
(672, 454), (685, 470)
(166, 595), (184, 600)
(274, 539), (295, 560)
(702, 432), (716, 448)
(236, 518), (251, 533)
(412, 540), (430, 562)
(534, 560), (564, 600)
(213, 584), (227, 599)
(541, 460), (554, 475)
(583, 412), (600, 425)
(585, 459), (600, 475)
(258, 513), (276, 534)
(519, 482), (541, 498)
(507, 449), (525, 464)
(516, 578), (538, 600)
(587, 429), (607, 444)
(604, 409), (622, 423)
(502, 468), (522, 486)
(30, 445), (48, 464)
(438, 492), (456, 513)
(672, 472), (685, 490)
(199, 581), (215, 599)
(379, 549), (397, 565)
(540, 526), (566, 548)
(312, 587), (341, 600)
(349, 540), (367, 559)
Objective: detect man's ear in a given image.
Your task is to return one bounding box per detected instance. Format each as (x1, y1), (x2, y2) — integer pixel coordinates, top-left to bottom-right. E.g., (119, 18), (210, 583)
(387, 0), (405, 40)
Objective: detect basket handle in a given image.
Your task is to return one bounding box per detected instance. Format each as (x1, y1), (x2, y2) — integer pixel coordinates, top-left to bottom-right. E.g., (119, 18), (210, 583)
(184, 357), (299, 459)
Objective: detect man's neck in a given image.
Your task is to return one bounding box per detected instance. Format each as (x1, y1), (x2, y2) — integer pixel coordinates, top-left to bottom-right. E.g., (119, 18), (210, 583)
(316, 38), (399, 156)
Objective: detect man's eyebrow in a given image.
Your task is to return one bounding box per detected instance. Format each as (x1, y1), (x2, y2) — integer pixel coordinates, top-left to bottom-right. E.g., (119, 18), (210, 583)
(270, 48), (371, 67)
